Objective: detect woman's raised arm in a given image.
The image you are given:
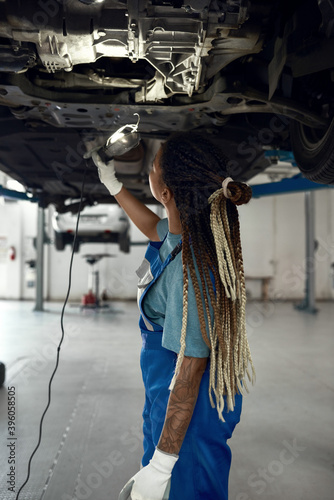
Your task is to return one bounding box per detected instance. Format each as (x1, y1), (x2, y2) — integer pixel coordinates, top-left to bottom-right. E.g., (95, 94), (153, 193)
(93, 152), (161, 241)
(115, 186), (161, 241)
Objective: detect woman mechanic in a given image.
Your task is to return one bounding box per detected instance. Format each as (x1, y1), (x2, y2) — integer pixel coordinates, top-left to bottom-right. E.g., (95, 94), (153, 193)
(93, 132), (255, 500)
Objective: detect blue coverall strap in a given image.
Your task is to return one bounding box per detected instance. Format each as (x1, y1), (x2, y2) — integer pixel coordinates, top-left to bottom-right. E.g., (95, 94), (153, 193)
(137, 238), (182, 332)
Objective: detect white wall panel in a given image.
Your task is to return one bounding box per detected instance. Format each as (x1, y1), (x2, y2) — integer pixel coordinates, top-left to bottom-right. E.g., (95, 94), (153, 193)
(0, 200), (39, 300)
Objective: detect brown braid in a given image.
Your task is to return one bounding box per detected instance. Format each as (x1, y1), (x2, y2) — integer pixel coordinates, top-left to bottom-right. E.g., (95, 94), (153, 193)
(162, 132), (255, 419)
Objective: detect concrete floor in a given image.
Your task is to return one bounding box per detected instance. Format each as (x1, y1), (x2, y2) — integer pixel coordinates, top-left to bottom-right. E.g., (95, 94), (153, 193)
(0, 299), (333, 500)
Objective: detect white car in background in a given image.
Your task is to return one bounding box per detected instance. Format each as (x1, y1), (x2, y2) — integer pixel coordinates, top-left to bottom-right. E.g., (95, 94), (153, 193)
(52, 205), (130, 253)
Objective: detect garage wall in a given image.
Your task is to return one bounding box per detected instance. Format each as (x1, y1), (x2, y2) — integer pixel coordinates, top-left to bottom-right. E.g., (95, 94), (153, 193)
(316, 189), (334, 299)
(0, 198), (39, 300)
(239, 188), (334, 301)
(0, 188), (333, 301)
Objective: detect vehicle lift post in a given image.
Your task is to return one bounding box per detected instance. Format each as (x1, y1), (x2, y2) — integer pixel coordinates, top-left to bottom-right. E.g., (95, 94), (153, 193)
(34, 206), (45, 312)
(294, 191), (318, 314)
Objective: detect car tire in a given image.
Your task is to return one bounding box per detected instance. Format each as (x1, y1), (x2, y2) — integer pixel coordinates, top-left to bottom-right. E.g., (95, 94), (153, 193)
(290, 118), (334, 185)
(54, 231), (65, 251)
(119, 232), (130, 253)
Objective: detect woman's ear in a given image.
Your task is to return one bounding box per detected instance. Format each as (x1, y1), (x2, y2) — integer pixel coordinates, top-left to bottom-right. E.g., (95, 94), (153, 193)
(161, 187), (173, 204)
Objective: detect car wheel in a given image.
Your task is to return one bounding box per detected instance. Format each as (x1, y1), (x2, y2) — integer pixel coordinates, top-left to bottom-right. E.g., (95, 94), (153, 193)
(54, 231), (65, 251)
(119, 232), (130, 253)
(290, 118), (334, 185)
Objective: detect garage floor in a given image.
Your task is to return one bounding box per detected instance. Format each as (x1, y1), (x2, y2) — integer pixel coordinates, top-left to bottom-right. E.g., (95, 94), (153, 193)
(0, 299), (333, 500)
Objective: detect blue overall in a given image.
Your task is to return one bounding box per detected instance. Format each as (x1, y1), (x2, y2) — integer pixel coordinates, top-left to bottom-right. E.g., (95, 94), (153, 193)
(137, 237), (243, 500)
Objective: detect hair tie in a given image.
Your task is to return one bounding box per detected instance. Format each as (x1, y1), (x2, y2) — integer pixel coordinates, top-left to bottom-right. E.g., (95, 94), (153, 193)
(222, 177), (234, 198)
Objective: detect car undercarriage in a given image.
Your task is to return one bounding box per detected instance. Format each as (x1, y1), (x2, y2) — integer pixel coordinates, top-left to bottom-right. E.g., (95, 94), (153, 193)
(0, 0), (333, 212)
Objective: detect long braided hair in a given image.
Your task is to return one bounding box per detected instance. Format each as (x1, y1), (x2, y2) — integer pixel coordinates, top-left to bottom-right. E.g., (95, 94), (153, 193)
(159, 132), (255, 420)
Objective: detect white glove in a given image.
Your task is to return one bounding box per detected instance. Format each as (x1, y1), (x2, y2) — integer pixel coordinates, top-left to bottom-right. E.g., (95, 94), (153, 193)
(92, 150), (123, 196)
(118, 448), (178, 500)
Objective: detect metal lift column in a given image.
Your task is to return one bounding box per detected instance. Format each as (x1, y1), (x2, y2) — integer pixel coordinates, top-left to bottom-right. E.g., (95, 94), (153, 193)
(295, 191), (318, 314)
(34, 206), (45, 312)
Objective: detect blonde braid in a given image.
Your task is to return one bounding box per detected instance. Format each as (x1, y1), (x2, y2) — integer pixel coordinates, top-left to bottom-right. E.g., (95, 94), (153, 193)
(231, 193), (256, 394)
(231, 204), (256, 388)
(208, 325), (217, 408)
(224, 301), (234, 411)
(169, 232), (190, 391)
(216, 344), (224, 416)
(223, 197), (242, 301)
(209, 190), (237, 300)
